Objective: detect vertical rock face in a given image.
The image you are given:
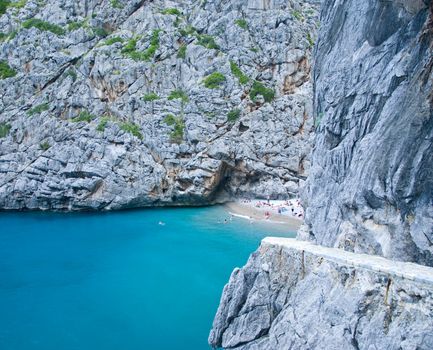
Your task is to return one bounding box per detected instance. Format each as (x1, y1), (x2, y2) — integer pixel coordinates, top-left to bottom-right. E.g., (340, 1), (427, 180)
(302, 0), (433, 265)
(210, 1), (433, 349)
(0, 0), (319, 210)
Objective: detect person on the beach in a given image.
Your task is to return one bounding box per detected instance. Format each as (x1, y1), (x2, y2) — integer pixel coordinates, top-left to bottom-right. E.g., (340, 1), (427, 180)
(267, 195), (270, 204)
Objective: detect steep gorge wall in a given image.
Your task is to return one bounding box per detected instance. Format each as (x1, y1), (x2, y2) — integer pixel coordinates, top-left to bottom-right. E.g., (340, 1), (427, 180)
(302, 0), (433, 265)
(0, 0), (319, 210)
(209, 1), (433, 349)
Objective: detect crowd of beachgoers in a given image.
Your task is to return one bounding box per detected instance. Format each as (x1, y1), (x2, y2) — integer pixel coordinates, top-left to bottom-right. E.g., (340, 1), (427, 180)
(239, 198), (304, 220)
(223, 198), (305, 228)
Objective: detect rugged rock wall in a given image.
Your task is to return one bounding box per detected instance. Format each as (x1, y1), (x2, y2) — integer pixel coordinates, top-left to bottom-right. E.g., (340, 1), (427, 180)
(302, 0), (433, 265)
(0, 0), (318, 210)
(209, 1), (433, 349)
(209, 238), (433, 349)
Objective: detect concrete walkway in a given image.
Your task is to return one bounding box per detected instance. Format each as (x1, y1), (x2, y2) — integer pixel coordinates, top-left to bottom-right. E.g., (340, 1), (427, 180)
(263, 237), (433, 286)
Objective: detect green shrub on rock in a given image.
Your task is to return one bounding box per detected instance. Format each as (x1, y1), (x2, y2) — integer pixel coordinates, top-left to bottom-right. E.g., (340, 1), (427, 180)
(142, 92), (160, 102)
(163, 114), (184, 143)
(72, 110), (95, 123)
(22, 18), (65, 36)
(0, 122), (11, 138)
(120, 121), (143, 140)
(0, 1), (11, 15)
(230, 61), (249, 85)
(93, 26), (111, 37)
(249, 81), (275, 102)
(177, 44), (187, 59)
(121, 30), (161, 61)
(39, 141), (50, 151)
(203, 72), (226, 89)
(168, 89), (189, 104)
(161, 8), (181, 16)
(104, 36), (124, 46)
(27, 102), (49, 116)
(234, 19), (248, 30)
(195, 34), (219, 50)
(110, 0), (123, 9)
(96, 116), (110, 132)
(0, 60), (16, 79)
(227, 109), (241, 122)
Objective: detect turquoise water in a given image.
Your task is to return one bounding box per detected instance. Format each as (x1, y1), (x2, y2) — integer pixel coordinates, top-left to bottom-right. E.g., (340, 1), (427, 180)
(0, 206), (295, 350)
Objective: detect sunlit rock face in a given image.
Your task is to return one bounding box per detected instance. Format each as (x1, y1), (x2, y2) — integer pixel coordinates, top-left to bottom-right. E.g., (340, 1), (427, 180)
(209, 238), (433, 349)
(209, 1), (433, 349)
(0, 0), (319, 210)
(302, 0), (433, 266)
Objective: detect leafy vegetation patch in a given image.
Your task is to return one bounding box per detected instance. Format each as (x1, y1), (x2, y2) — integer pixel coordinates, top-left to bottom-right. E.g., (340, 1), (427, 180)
(121, 30), (161, 61)
(179, 25), (197, 37)
(110, 0), (123, 9)
(103, 36), (124, 46)
(22, 18), (65, 36)
(72, 110), (95, 123)
(163, 114), (184, 143)
(227, 109), (241, 122)
(249, 81), (275, 103)
(93, 26), (111, 37)
(39, 141), (50, 151)
(230, 61), (249, 85)
(66, 69), (77, 81)
(27, 102), (49, 116)
(0, 0), (24, 15)
(0, 60), (16, 79)
(67, 19), (88, 31)
(234, 19), (248, 30)
(161, 8), (182, 16)
(203, 72), (226, 89)
(0, 122), (11, 138)
(96, 116), (115, 132)
(307, 33), (314, 47)
(177, 43), (187, 59)
(168, 89), (189, 104)
(195, 33), (219, 50)
(142, 92), (160, 102)
(0, 0), (10, 15)
(120, 121), (143, 140)
(291, 10), (304, 21)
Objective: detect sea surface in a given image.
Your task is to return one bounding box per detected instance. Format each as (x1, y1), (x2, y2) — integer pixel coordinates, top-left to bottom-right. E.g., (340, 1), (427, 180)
(0, 206), (295, 350)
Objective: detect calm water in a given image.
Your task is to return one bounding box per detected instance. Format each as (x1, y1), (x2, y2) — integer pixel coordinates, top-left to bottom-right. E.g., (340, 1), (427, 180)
(0, 206), (295, 350)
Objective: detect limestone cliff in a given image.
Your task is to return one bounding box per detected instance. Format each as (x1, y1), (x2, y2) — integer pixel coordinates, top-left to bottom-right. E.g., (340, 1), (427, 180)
(210, 1), (433, 349)
(0, 0), (318, 210)
(209, 238), (433, 349)
(302, 0), (433, 266)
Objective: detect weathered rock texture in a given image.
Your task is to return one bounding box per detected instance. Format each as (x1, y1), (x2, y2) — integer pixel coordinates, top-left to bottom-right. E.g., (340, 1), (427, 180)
(302, 0), (433, 265)
(0, 0), (319, 210)
(210, 1), (433, 348)
(209, 238), (433, 349)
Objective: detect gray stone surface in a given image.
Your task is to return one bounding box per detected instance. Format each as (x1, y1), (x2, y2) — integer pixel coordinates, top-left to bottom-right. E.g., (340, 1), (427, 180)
(0, 0), (319, 210)
(302, 0), (433, 265)
(210, 1), (433, 349)
(209, 238), (433, 349)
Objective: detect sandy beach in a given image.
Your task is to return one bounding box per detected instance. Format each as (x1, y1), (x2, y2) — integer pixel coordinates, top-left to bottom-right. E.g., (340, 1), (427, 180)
(225, 199), (304, 231)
